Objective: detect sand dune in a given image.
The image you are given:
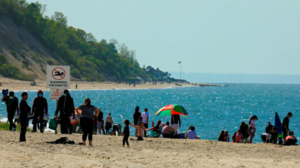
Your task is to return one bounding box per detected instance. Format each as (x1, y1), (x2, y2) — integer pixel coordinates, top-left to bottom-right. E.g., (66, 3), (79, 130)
(0, 130), (299, 168)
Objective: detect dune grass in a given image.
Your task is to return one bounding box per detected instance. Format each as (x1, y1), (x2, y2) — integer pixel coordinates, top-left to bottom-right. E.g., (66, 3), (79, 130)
(0, 122), (31, 132)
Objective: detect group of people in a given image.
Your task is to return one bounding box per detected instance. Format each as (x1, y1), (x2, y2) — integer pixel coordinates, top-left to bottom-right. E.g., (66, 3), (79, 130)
(217, 113), (297, 145)
(1, 89), (298, 146)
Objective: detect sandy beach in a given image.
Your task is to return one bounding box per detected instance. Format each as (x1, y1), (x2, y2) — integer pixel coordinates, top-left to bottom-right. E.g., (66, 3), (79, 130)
(0, 77), (192, 91)
(0, 130), (299, 168)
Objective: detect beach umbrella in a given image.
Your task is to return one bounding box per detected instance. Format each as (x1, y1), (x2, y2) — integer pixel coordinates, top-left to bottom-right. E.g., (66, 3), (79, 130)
(155, 104), (188, 117)
(275, 112), (283, 138)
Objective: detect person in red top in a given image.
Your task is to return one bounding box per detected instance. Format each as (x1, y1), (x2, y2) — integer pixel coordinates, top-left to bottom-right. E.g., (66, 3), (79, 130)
(284, 131), (297, 146)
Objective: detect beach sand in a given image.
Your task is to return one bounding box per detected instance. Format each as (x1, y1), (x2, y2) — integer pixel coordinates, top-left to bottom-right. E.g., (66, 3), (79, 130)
(0, 77), (191, 91)
(0, 130), (299, 168)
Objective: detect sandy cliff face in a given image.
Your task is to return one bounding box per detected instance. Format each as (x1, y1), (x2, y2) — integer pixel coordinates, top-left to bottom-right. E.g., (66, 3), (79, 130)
(0, 17), (58, 79)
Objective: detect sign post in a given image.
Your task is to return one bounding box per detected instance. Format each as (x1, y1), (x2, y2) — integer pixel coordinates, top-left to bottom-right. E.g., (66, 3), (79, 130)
(47, 65), (70, 100)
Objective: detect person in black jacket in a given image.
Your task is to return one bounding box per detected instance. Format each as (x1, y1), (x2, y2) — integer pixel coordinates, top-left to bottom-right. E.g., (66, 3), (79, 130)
(32, 90), (48, 133)
(265, 122), (274, 134)
(239, 122), (249, 142)
(19, 92), (31, 142)
(123, 119), (130, 147)
(1, 91), (19, 131)
(133, 106), (141, 136)
(55, 90), (75, 134)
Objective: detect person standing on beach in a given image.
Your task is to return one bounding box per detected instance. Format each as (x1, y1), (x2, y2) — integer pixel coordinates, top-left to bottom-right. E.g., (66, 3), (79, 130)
(249, 115), (258, 143)
(19, 92), (31, 142)
(1, 91), (19, 131)
(75, 98), (100, 146)
(104, 113), (114, 134)
(141, 108), (149, 137)
(55, 90), (75, 134)
(171, 114), (181, 132)
(97, 109), (105, 135)
(123, 119), (130, 147)
(133, 106), (141, 136)
(282, 112), (292, 140)
(32, 90), (48, 133)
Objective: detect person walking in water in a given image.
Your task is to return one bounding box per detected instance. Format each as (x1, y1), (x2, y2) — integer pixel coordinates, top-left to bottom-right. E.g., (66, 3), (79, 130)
(249, 115), (258, 143)
(282, 112), (292, 140)
(104, 113), (114, 134)
(55, 90), (75, 134)
(133, 106), (141, 136)
(32, 90), (48, 133)
(141, 108), (149, 137)
(75, 98), (100, 146)
(171, 114), (181, 132)
(19, 92), (31, 142)
(1, 91), (19, 131)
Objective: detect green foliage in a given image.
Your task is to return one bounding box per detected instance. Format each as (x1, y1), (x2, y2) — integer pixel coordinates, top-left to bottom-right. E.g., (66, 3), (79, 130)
(20, 52), (25, 58)
(46, 58), (55, 65)
(0, 63), (33, 80)
(0, 54), (7, 64)
(0, 0), (173, 81)
(10, 50), (17, 58)
(22, 59), (30, 67)
(0, 122), (31, 132)
(41, 68), (46, 74)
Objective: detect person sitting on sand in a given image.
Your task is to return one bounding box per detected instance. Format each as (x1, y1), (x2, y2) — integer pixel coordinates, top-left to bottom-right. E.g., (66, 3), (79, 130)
(162, 121), (176, 138)
(224, 131), (230, 142)
(218, 130), (225, 141)
(265, 122), (274, 134)
(104, 113), (113, 134)
(239, 122), (249, 142)
(187, 126), (197, 139)
(123, 120), (130, 147)
(75, 98), (101, 146)
(129, 121), (149, 140)
(266, 127), (278, 144)
(235, 129), (243, 143)
(283, 131), (297, 146)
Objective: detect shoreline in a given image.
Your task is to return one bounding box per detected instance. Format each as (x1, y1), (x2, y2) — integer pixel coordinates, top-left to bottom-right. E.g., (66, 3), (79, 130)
(0, 77), (214, 91)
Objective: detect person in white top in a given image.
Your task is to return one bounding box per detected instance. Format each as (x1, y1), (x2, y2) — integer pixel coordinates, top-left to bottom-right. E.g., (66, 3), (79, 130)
(141, 108), (149, 137)
(187, 126), (197, 139)
(249, 115), (258, 143)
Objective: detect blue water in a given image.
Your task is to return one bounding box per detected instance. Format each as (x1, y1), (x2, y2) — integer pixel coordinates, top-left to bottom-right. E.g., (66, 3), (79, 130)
(1, 84), (300, 143)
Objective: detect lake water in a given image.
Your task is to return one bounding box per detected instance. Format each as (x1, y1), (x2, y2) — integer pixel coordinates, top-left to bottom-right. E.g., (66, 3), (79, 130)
(1, 84), (300, 143)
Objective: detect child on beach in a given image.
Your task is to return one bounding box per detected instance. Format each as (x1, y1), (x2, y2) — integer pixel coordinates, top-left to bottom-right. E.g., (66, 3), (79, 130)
(129, 121), (149, 140)
(123, 120), (130, 147)
(235, 129), (243, 143)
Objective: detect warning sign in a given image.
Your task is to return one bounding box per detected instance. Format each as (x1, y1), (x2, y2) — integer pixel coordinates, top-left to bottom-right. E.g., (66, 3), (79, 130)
(47, 65), (70, 88)
(50, 88), (66, 100)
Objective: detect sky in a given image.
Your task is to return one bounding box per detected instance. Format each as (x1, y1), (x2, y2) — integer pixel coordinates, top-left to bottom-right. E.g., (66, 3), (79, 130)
(28, 0), (300, 75)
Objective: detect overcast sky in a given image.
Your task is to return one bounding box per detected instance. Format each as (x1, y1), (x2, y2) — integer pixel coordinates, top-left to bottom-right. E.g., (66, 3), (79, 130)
(28, 0), (300, 75)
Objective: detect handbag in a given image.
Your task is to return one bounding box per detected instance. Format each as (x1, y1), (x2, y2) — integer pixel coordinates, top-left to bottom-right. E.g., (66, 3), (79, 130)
(49, 117), (59, 130)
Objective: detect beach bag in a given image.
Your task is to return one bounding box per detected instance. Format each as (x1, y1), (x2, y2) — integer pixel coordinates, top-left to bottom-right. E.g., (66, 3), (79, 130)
(70, 115), (79, 125)
(49, 117), (58, 130)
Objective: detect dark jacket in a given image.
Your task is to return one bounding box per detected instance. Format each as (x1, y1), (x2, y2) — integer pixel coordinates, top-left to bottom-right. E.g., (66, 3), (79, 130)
(19, 99), (31, 117)
(32, 96), (48, 114)
(133, 112), (141, 125)
(55, 95), (75, 117)
(123, 125), (130, 135)
(239, 124), (249, 138)
(265, 124), (274, 133)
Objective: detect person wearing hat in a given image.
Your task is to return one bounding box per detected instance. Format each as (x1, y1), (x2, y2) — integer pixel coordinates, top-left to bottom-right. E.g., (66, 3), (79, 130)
(1, 91), (19, 131)
(32, 90), (48, 133)
(55, 90), (75, 134)
(249, 115), (258, 143)
(282, 112), (293, 141)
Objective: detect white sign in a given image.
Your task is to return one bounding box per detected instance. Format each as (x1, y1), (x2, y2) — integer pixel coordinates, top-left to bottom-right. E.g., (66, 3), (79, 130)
(47, 65), (70, 88)
(50, 88), (66, 100)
